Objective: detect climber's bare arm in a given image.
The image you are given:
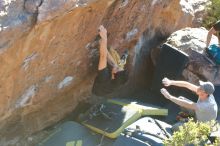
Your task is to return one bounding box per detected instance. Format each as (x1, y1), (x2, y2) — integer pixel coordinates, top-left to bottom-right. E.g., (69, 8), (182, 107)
(98, 25), (108, 70)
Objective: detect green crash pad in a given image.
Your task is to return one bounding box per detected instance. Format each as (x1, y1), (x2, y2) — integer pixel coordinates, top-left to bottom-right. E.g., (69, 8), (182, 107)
(38, 121), (114, 146)
(80, 98), (168, 139)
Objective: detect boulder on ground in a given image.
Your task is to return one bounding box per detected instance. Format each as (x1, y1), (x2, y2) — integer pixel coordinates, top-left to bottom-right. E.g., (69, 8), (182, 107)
(151, 27), (220, 85)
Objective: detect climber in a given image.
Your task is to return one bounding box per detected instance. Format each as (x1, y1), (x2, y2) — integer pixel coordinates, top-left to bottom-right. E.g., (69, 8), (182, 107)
(160, 77), (218, 130)
(92, 25), (129, 96)
(206, 20), (220, 48)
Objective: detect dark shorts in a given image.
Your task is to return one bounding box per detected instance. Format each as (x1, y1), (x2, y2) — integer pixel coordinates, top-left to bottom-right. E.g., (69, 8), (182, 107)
(95, 67), (111, 83)
(92, 67), (114, 96)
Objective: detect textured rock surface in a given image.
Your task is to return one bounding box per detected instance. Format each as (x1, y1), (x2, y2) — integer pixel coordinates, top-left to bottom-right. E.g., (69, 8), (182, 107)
(167, 27), (219, 84)
(0, 0), (208, 145)
(37, 0), (94, 22)
(0, 0), (36, 50)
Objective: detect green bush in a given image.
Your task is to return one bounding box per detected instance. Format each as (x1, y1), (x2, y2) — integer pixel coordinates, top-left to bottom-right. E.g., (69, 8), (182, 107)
(164, 119), (220, 146)
(202, 0), (220, 29)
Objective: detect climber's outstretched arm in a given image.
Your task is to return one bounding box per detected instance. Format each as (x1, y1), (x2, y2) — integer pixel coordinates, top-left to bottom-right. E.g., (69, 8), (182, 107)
(98, 25), (108, 70)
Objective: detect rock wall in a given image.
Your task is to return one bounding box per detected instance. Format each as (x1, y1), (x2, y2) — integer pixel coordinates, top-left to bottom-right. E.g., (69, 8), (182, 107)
(0, 0), (208, 144)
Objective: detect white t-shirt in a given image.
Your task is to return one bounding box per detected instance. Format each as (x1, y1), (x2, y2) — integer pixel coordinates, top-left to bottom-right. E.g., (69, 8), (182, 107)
(195, 95), (218, 122)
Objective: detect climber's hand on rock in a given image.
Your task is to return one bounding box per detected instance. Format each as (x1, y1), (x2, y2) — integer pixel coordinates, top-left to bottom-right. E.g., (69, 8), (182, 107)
(98, 25), (107, 40)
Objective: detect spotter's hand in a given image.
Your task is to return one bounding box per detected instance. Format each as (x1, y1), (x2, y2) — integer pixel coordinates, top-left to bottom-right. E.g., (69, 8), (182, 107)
(162, 77), (172, 87)
(160, 88), (171, 99)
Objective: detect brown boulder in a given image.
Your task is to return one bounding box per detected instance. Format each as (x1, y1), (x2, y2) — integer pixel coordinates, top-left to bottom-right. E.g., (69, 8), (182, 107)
(0, 0), (209, 145)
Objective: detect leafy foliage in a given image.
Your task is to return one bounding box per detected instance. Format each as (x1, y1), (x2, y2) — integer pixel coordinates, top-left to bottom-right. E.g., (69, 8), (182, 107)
(202, 0), (220, 29)
(164, 119), (220, 146)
